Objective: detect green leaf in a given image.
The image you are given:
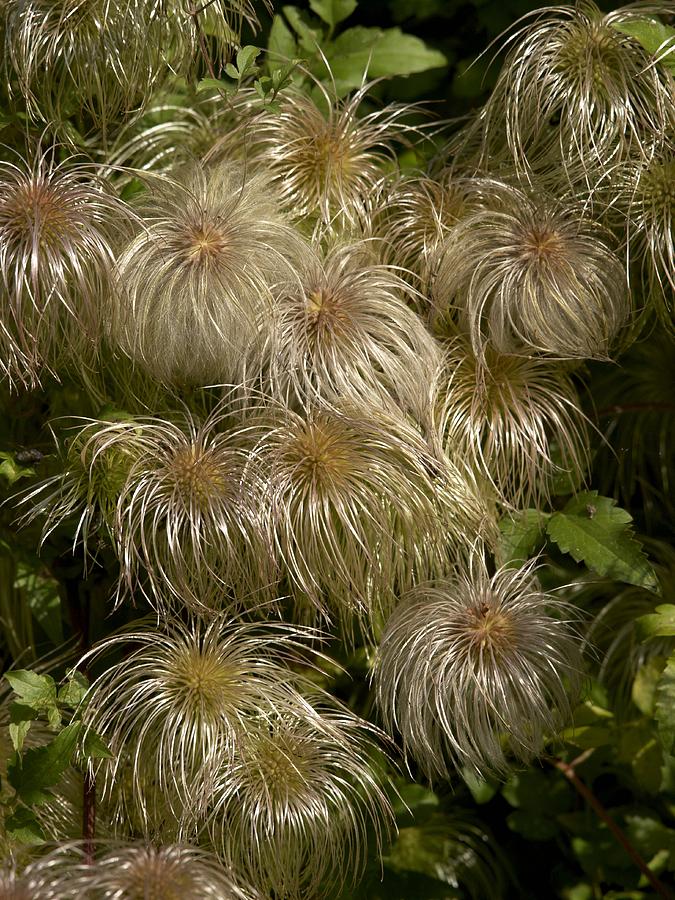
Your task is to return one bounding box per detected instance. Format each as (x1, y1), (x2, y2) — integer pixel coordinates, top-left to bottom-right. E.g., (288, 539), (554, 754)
(546, 492), (658, 591)
(196, 77), (233, 93)
(498, 509), (547, 567)
(4, 806), (45, 845)
(8, 703), (35, 752)
(612, 18), (675, 71)
(324, 26), (446, 95)
(655, 654), (675, 755)
(461, 768), (497, 804)
(636, 604), (675, 639)
(7, 721), (81, 802)
(282, 6), (324, 54)
(309, 0), (356, 27)
(82, 727), (114, 759)
(4, 670), (57, 711)
(268, 14), (298, 63)
(507, 809), (559, 841)
(0, 452), (35, 486)
(57, 670), (89, 710)
(632, 656), (667, 715)
(236, 45), (261, 77)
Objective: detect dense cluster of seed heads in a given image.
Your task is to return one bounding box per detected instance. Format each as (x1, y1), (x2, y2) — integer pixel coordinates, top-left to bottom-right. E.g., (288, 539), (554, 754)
(1, 0), (673, 895)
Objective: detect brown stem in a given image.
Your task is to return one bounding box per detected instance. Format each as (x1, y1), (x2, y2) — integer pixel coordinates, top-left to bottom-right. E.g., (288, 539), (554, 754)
(551, 757), (672, 899)
(188, 5), (216, 80)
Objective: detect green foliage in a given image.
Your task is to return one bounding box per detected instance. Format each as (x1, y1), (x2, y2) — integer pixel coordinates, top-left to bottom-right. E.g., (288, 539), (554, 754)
(612, 18), (675, 71)
(547, 493), (658, 592)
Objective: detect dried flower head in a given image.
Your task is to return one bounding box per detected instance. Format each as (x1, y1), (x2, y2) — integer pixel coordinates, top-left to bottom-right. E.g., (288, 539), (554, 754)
(434, 337), (591, 509)
(82, 617), (317, 835)
(376, 172), (479, 292)
(111, 405), (273, 615)
(374, 556), (582, 778)
(58, 842), (261, 900)
(16, 416), (143, 559)
(433, 179), (630, 359)
(4, 0), (170, 133)
(616, 142), (674, 329)
(213, 82), (420, 233)
(464, 1), (675, 183)
(248, 241), (440, 415)
(110, 160), (303, 385)
(208, 700), (395, 900)
(0, 150), (124, 387)
(253, 401), (492, 638)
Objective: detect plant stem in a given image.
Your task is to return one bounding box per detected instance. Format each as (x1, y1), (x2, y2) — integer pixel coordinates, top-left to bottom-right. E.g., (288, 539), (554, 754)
(551, 757), (672, 899)
(82, 769), (96, 864)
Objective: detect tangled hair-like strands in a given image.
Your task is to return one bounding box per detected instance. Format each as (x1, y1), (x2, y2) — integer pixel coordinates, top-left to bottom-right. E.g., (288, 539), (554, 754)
(212, 82), (423, 234)
(112, 405), (275, 616)
(455, 1), (675, 185)
(251, 401), (493, 639)
(0, 149), (126, 388)
(47, 842), (262, 900)
(613, 141), (674, 330)
(247, 240), (440, 417)
(16, 416), (144, 561)
(4, 0), (170, 135)
(374, 556), (582, 779)
(433, 178), (630, 359)
(82, 617), (319, 836)
(110, 160), (304, 385)
(207, 700), (395, 900)
(434, 337), (591, 509)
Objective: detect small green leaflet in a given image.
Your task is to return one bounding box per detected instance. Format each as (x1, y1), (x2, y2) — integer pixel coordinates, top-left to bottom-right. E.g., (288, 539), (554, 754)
(4, 807), (45, 845)
(82, 727), (114, 760)
(309, 0), (356, 27)
(655, 654), (675, 756)
(498, 509), (546, 567)
(0, 452), (35, 486)
(4, 670), (57, 711)
(637, 604), (675, 640)
(546, 491), (658, 592)
(7, 721), (81, 804)
(9, 703), (36, 752)
(612, 17), (675, 72)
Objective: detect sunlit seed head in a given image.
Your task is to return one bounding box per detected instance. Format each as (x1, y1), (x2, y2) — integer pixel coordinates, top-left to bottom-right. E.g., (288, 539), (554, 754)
(248, 241), (440, 417)
(0, 151), (124, 387)
(110, 160), (304, 385)
(213, 83), (421, 235)
(433, 178), (630, 359)
(460, 1), (675, 184)
(111, 405), (274, 615)
(374, 556), (582, 779)
(252, 401), (493, 639)
(62, 843), (261, 900)
(208, 701), (395, 900)
(82, 617), (317, 835)
(434, 336), (590, 509)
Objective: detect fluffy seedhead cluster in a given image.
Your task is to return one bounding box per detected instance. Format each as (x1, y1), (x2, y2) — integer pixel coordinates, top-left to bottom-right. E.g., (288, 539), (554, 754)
(0, 151), (124, 386)
(432, 178), (630, 359)
(2, 0), (672, 893)
(374, 558), (582, 778)
(433, 336), (591, 508)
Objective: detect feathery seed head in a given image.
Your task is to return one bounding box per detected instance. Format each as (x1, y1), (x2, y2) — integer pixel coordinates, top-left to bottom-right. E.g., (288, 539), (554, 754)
(4, 0), (171, 133)
(217, 84), (420, 234)
(110, 160), (303, 385)
(82, 617), (318, 835)
(374, 557), (582, 778)
(434, 337), (590, 509)
(60, 843), (261, 899)
(248, 241), (440, 415)
(16, 416), (143, 558)
(208, 701), (395, 900)
(433, 179), (630, 359)
(112, 406), (274, 615)
(465, 1), (675, 183)
(0, 151), (124, 387)
(253, 401), (493, 638)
